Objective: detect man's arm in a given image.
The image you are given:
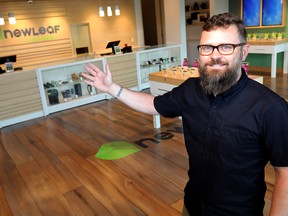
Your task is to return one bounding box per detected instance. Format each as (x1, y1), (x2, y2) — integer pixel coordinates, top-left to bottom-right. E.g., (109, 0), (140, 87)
(82, 63), (159, 115)
(269, 167), (288, 216)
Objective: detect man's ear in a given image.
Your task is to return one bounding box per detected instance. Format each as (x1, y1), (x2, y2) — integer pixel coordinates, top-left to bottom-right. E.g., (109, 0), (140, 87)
(242, 44), (250, 61)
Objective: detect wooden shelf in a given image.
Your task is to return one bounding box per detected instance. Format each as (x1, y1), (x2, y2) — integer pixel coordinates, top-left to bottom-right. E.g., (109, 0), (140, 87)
(248, 38), (288, 45)
(185, 4), (209, 26)
(190, 9), (209, 13)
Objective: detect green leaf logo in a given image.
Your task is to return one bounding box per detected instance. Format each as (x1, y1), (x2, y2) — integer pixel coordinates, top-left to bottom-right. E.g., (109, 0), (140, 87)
(95, 141), (141, 160)
(0, 29), (3, 40)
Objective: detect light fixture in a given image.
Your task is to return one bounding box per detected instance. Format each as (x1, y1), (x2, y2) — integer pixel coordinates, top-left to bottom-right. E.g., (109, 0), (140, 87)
(115, 5), (120, 16)
(8, 12), (16, 24)
(0, 13), (5, 25)
(99, 6), (105, 17)
(107, 6), (112, 16)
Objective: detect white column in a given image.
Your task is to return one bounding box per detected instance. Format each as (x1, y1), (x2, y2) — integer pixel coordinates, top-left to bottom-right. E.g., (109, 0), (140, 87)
(163, 0), (187, 63)
(134, 0), (145, 47)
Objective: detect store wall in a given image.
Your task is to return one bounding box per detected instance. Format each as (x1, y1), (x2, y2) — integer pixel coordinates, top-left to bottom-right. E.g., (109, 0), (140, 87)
(0, 1), (71, 69)
(65, 0), (138, 54)
(164, 0), (187, 61)
(0, 0), (138, 70)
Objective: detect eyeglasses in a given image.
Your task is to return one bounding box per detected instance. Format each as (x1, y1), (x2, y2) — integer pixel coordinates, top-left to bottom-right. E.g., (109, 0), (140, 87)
(197, 43), (247, 56)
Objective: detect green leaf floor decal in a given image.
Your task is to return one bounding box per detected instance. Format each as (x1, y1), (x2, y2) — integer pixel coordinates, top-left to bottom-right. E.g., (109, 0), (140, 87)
(95, 141), (141, 160)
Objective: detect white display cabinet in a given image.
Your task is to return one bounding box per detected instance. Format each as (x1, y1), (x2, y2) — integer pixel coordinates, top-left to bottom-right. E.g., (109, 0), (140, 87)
(37, 58), (107, 115)
(136, 44), (181, 90)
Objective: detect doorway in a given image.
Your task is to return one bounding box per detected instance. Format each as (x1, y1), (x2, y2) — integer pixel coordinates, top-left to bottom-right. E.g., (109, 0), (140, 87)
(70, 23), (92, 55)
(141, 0), (165, 45)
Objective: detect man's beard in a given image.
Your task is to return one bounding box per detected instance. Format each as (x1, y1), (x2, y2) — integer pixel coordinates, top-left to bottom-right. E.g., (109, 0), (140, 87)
(198, 57), (242, 96)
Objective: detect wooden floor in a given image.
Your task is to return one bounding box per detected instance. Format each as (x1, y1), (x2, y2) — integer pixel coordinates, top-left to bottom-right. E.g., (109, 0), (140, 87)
(0, 73), (287, 216)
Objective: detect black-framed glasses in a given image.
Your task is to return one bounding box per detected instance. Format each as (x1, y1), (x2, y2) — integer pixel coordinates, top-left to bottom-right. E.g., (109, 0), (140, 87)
(197, 43), (247, 56)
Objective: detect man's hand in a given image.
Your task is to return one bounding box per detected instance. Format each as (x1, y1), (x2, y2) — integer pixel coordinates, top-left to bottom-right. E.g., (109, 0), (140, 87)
(82, 63), (113, 94)
(82, 62), (158, 115)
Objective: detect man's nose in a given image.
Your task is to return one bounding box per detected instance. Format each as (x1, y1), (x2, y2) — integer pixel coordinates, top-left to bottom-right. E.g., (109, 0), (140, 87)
(210, 47), (222, 58)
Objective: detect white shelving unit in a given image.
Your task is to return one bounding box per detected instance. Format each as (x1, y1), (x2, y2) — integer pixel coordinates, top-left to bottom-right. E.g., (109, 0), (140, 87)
(136, 44), (182, 90)
(37, 58), (107, 116)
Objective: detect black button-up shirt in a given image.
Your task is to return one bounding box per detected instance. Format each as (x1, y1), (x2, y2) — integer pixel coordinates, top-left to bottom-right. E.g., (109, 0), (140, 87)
(154, 71), (288, 215)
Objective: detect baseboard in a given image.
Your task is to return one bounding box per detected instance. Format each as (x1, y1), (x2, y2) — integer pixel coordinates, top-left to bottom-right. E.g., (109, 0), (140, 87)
(248, 66), (283, 75)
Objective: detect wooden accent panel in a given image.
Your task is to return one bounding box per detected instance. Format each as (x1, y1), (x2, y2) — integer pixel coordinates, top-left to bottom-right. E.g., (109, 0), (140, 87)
(0, 0), (139, 70)
(0, 0), (73, 70)
(0, 39), (73, 69)
(0, 70), (42, 120)
(64, 0), (139, 53)
(106, 53), (138, 88)
(149, 68), (199, 86)
(249, 66), (283, 74)
(248, 38), (288, 45)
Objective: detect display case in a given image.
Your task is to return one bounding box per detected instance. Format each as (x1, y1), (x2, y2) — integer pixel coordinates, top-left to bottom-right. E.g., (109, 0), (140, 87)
(37, 58), (107, 115)
(136, 44), (181, 90)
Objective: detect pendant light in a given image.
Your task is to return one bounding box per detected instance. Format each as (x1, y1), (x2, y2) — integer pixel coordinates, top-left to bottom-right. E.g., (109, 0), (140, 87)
(99, 6), (105, 17)
(107, 6), (113, 16)
(115, 5), (120, 16)
(0, 13), (5, 25)
(8, 12), (16, 24)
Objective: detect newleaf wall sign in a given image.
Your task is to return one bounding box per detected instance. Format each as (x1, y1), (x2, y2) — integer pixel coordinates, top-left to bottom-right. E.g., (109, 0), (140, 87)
(0, 25), (61, 43)
(0, 25), (60, 39)
(0, 18), (70, 46)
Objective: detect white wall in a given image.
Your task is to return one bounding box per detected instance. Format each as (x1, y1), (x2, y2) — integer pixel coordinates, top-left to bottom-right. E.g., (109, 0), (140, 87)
(134, 0), (145, 46)
(163, 0), (187, 62)
(210, 0), (229, 16)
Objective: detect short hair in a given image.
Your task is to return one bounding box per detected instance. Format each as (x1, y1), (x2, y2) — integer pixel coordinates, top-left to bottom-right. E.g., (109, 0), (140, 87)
(202, 13), (247, 42)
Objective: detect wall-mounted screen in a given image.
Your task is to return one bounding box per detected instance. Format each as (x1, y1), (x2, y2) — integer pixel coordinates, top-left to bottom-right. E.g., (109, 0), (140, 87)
(242, 0), (285, 28)
(242, 0), (261, 27)
(262, 0), (284, 26)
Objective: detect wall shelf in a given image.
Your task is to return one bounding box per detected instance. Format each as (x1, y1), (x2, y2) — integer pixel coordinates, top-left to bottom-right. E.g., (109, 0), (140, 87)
(185, 1), (210, 26)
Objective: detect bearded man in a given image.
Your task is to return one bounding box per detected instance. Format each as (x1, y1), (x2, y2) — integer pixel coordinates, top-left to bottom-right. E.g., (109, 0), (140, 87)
(82, 13), (288, 216)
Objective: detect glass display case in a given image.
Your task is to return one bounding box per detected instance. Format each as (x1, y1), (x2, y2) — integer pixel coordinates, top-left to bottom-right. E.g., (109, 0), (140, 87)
(37, 58), (106, 115)
(136, 44), (181, 90)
